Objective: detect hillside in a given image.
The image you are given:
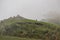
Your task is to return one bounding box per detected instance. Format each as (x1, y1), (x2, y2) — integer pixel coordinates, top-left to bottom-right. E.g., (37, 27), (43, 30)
(0, 36), (40, 40)
(0, 15), (60, 40)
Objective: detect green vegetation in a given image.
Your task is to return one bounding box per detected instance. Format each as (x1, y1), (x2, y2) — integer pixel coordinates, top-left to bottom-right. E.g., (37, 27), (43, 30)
(0, 36), (40, 40)
(0, 15), (60, 40)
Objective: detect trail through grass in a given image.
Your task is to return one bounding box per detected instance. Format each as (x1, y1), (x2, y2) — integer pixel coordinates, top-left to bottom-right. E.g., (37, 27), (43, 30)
(0, 36), (41, 40)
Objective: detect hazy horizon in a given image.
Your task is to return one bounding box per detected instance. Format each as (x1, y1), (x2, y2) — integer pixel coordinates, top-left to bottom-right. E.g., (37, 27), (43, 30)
(0, 0), (60, 20)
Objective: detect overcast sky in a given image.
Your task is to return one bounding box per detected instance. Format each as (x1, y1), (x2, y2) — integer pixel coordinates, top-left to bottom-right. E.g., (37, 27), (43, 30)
(0, 0), (60, 20)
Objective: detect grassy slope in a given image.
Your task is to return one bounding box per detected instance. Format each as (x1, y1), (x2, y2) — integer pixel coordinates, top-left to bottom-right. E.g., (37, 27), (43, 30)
(0, 36), (40, 40)
(0, 16), (60, 40)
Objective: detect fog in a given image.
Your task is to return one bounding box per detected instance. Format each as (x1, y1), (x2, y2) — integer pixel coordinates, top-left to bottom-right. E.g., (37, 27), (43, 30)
(0, 0), (60, 20)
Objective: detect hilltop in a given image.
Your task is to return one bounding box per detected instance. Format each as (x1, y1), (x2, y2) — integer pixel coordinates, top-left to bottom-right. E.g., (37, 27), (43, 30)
(0, 15), (60, 40)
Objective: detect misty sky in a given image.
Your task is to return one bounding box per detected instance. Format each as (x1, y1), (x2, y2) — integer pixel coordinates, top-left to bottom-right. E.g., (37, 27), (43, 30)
(0, 0), (60, 20)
